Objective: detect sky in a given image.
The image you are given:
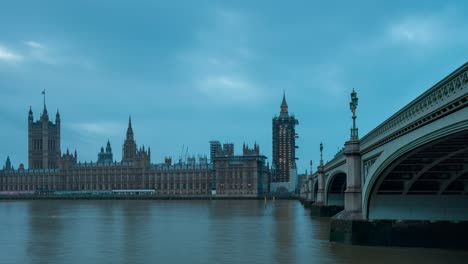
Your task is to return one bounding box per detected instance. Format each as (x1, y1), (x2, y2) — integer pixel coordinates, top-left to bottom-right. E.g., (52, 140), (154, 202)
(1, 0), (467, 173)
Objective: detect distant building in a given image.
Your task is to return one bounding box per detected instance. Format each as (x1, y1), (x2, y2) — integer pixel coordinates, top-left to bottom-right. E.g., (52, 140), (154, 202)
(209, 141), (222, 163)
(0, 102), (269, 197)
(209, 140), (221, 192)
(2, 156), (12, 171)
(122, 117), (150, 166)
(97, 140), (113, 164)
(213, 143), (270, 197)
(28, 104), (61, 170)
(296, 171), (308, 193)
(222, 143), (234, 157)
(271, 92), (299, 192)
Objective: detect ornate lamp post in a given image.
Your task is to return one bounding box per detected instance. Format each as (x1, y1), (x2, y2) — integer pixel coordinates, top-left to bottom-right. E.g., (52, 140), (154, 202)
(349, 89), (359, 140)
(319, 142), (323, 166)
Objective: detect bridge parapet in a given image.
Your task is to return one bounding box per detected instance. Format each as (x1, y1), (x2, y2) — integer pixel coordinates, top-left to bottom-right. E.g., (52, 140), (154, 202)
(360, 62), (468, 153)
(323, 153), (346, 172)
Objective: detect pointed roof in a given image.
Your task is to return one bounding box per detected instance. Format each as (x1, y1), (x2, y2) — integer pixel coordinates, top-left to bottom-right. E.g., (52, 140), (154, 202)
(280, 91), (289, 116)
(28, 106), (33, 120)
(106, 140), (112, 153)
(41, 89), (48, 119)
(41, 105), (49, 120)
(281, 90), (288, 107)
(126, 115), (134, 140)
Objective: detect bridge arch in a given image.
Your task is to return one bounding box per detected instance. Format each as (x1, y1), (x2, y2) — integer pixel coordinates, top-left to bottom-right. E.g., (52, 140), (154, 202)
(313, 179), (318, 202)
(364, 122), (468, 220)
(325, 171), (346, 206)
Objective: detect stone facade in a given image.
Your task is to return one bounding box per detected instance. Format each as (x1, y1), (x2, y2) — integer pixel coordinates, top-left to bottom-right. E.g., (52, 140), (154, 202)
(214, 143), (270, 197)
(0, 104), (269, 197)
(28, 105), (61, 170)
(0, 161), (212, 196)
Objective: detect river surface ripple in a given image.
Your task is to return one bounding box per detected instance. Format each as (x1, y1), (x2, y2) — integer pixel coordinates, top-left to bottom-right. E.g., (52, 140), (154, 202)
(0, 200), (466, 264)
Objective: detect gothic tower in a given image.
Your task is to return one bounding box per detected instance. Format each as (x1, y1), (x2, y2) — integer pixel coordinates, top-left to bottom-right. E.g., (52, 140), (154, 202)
(98, 140), (113, 164)
(272, 92), (299, 183)
(28, 92), (61, 169)
(122, 116), (137, 162)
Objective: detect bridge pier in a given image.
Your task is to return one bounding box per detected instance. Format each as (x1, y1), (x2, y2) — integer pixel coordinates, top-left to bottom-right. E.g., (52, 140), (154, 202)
(302, 177), (313, 208)
(343, 140), (362, 217)
(309, 164), (343, 216)
(329, 218), (468, 250)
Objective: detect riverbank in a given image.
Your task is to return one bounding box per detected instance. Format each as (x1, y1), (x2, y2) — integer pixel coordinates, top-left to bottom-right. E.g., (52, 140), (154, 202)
(0, 195), (297, 200)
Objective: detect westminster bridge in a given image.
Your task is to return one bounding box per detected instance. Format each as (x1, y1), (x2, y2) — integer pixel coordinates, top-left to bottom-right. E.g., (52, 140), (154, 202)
(299, 62), (468, 249)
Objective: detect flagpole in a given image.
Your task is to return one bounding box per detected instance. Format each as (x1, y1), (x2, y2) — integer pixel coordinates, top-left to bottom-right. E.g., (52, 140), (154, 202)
(42, 89), (46, 109)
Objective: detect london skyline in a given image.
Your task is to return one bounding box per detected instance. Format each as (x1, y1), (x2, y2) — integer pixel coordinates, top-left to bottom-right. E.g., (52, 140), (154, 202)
(1, 1), (468, 172)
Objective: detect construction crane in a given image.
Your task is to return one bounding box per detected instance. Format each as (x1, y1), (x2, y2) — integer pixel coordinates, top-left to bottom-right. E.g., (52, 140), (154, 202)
(179, 145), (190, 164)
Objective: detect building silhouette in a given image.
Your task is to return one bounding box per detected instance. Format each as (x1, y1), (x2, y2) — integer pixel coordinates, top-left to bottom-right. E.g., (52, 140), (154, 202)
(28, 103), (61, 170)
(214, 143), (269, 196)
(272, 92), (299, 184)
(0, 102), (269, 197)
(209, 141), (222, 162)
(97, 140), (113, 164)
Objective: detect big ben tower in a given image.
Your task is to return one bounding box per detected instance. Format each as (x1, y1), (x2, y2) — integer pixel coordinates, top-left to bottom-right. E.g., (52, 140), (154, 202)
(272, 92), (298, 183)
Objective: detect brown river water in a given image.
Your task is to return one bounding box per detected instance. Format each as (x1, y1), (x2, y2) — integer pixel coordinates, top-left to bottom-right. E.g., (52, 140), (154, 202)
(0, 200), (466, 264)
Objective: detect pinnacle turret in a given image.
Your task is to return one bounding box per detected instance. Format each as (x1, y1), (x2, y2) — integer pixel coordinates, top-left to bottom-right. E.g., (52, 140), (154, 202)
(280, 91), (288, 114)
(106, 140), (112, 153)
(126, 116), (134, 140)
(28, 106), (33, 121)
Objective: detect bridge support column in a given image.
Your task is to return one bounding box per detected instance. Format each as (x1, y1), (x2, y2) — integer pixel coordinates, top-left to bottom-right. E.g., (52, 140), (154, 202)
(310, 165), (341, 216)
(316, 165), (325, 204)
(344, 140), (362, 216)
(303, 176), (314, 208)
(307, 177), (313, 201)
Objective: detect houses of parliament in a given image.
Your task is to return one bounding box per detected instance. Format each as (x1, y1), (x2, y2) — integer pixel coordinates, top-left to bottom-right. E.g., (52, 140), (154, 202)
(0, 97), (272, 197)
(0, 92), (299, 197)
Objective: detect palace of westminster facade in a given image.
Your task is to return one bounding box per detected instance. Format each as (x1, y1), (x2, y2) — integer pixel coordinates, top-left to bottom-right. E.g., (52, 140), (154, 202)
(0, 93), (299, 197)
(0, 102), (271, 197)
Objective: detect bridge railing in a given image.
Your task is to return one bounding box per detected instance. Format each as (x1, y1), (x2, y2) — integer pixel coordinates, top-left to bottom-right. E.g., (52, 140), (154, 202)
(321, 62), (468, 171)
(323, 152), (346, 171)
(359, 62), (468, 152)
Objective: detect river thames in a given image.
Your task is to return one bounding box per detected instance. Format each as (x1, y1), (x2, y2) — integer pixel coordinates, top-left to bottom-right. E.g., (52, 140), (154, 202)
(0, 200), (466, 264)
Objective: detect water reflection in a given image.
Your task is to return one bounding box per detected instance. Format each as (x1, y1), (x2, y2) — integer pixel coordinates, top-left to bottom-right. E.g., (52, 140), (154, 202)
(0, 200), (466, 264)
(272, 201), (296, 264)
(27, 201), (66, 264)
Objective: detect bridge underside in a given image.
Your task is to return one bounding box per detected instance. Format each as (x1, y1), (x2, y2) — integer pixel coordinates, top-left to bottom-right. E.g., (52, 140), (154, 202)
(328, 173), (346, 206)
(313, 181), (318, 202)
(368, 130), (468, 220)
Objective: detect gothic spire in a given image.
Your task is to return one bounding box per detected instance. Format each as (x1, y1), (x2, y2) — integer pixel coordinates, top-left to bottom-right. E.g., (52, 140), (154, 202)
(41, 89), (48, 119)
(55, 109), (60, 123)
(5, 156), (11, 170)
(28, 106), (33, 121)
(280, 90), (288, 114)
(126, 115), (134, 140)
(106, 140), (112, 153)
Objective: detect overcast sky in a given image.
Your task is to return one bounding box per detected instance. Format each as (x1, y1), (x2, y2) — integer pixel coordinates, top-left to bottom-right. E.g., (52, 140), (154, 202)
(1, 0), (467, 172)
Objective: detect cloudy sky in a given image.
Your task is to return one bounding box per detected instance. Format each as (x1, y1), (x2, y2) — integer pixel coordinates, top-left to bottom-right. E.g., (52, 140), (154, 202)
(1, 0), (467, 172)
